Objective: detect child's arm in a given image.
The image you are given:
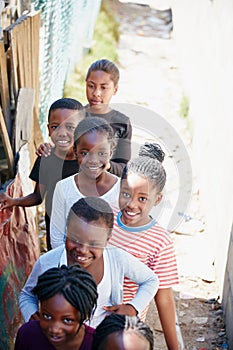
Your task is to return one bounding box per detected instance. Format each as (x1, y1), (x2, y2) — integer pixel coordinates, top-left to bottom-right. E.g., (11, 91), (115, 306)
(35, 142), (54, 157)
(19, 258), (43, 322)
(50, 181), (67, 248)
(154, 288), (179, 350)
(0, 183), (45, 210)
(123, 250), (159, 314)
(105, 247), (159, 316)
(108, 120), (132, 177)
(108, 159), (128, 177)
(103, 303), (137, 316)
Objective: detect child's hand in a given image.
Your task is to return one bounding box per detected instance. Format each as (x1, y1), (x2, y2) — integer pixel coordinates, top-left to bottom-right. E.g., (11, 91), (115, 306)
(0, 192), (14, 210)
(36, 142), (54, 157)
(103, 303), (137, 316)
(106, 161), (111, 171)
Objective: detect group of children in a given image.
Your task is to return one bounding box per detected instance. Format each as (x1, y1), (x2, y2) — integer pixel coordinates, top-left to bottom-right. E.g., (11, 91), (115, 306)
(0, 59), (180, 350)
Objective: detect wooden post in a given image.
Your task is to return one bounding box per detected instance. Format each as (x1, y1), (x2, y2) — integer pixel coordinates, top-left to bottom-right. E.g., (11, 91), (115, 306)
(0, 107), (14, 177)
(0, 40), (11, 134)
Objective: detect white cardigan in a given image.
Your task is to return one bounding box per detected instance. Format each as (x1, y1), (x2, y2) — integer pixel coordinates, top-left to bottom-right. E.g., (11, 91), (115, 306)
(19, 245), (159, 325)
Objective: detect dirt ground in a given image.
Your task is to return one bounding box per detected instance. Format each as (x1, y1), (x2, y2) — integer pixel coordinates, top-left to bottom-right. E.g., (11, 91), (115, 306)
(108, 1), (228, 349)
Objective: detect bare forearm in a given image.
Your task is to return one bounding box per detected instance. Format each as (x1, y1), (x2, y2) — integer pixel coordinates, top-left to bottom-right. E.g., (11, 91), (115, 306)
(9, 193), (42, 207)
(154, 289), (179, 350)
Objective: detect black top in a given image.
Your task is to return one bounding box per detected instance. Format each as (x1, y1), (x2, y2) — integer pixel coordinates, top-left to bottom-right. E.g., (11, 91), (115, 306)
(29, 151), (79, 217)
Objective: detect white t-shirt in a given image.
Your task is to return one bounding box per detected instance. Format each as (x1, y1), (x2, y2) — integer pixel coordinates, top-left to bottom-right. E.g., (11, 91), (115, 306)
(85, 250), (112, 328)
(50, 174), (120, 248)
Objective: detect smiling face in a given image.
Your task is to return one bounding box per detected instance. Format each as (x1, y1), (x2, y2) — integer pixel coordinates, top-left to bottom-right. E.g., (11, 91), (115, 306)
(102, 331), (151, 350)
(119, 172), (162, 227)
(66, 215), (110, 270)
(75, 131), (112, 179)
(48, 109), (80, 158)
(40, 293), (81, 348)
(86, 70), (118, 113)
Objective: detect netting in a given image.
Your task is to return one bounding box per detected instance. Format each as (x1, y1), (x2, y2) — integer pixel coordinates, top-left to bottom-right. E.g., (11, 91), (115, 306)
(32, 0), (101, 138)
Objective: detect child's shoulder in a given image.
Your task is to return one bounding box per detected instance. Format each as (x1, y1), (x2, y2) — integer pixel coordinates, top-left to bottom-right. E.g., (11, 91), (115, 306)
(149, 221), (175, 244)
(18, 319), (40, 336)
(110, 109), (131, 123)
(105, 244), (135, 264)
(57, 173), (77, 186)
(39, 245), (65, 263)
(35, 151), (61, 166)
(104, 172), (121, 190)
(113, 213), (173, 244)
(107, 172), (121, 183)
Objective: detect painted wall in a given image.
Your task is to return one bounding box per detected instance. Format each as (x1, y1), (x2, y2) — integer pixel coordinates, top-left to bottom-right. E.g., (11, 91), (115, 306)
(171, 0), (233, 345)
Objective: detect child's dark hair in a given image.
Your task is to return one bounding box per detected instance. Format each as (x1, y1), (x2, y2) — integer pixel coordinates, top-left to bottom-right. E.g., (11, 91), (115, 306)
(85, 59), (120, 87)
(92, 314), (154, 350)
(122, 142), (166, 192)
(33, 264), (98, 327)
(48, 98), (83, 121)
(67, 197), (114, 235)
(73, 116), (115, 149)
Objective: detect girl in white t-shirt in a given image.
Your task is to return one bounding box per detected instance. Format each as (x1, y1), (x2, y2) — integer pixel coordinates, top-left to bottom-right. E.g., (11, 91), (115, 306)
(50, 117), (120, 248)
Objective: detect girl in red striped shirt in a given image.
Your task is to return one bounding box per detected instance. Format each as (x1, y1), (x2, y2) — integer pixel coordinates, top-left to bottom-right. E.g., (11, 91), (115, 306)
(108, 142), (180, 350)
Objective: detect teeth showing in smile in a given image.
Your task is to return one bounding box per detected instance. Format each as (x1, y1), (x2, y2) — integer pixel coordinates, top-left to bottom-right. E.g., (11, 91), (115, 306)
(57, 140), (69, 145)
(88, 166), (99, 170)
(77, 256), (89, 261)
(49, 335), (63, 343)
(126, 211), (137, 217)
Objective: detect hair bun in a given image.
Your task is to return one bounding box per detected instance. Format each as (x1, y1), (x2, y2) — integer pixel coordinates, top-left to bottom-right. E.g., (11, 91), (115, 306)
(139, 142), (165, 163)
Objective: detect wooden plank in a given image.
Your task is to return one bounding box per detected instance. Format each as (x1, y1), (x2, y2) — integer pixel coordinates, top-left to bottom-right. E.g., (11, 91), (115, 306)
(0, 107), (14, 177)
(0, 5), (12, 29)
(8, 26), (19, 101)
(29, 11), (40, 105)
(29, 11), (43, 147)
(15, 88), (35, 154)
(25, 16), (32, 88)
(15, 21), (25, 88)
(0, 40), (11, 134)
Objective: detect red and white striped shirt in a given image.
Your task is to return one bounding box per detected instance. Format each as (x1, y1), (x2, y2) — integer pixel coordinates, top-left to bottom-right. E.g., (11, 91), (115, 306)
(109, 208), (179, 319)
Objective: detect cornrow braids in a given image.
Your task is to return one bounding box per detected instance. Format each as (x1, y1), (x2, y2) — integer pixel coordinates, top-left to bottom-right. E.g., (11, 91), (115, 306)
(122, 142), (166, 192)
(139, 142), (165, 163)
(92, 314), (154, 350)
(67, 197), (114, 235)
(73, 116), (115, 150)
(85, 59), (120, 86)
(48, 98), (83, 121)
(33, 264), (98, 326)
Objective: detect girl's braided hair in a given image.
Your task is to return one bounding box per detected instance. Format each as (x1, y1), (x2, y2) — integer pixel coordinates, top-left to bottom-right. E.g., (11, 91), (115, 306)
(122, 142), (166, 192)
(92, 314), (154, 350)
(33, 264), (98, 326)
